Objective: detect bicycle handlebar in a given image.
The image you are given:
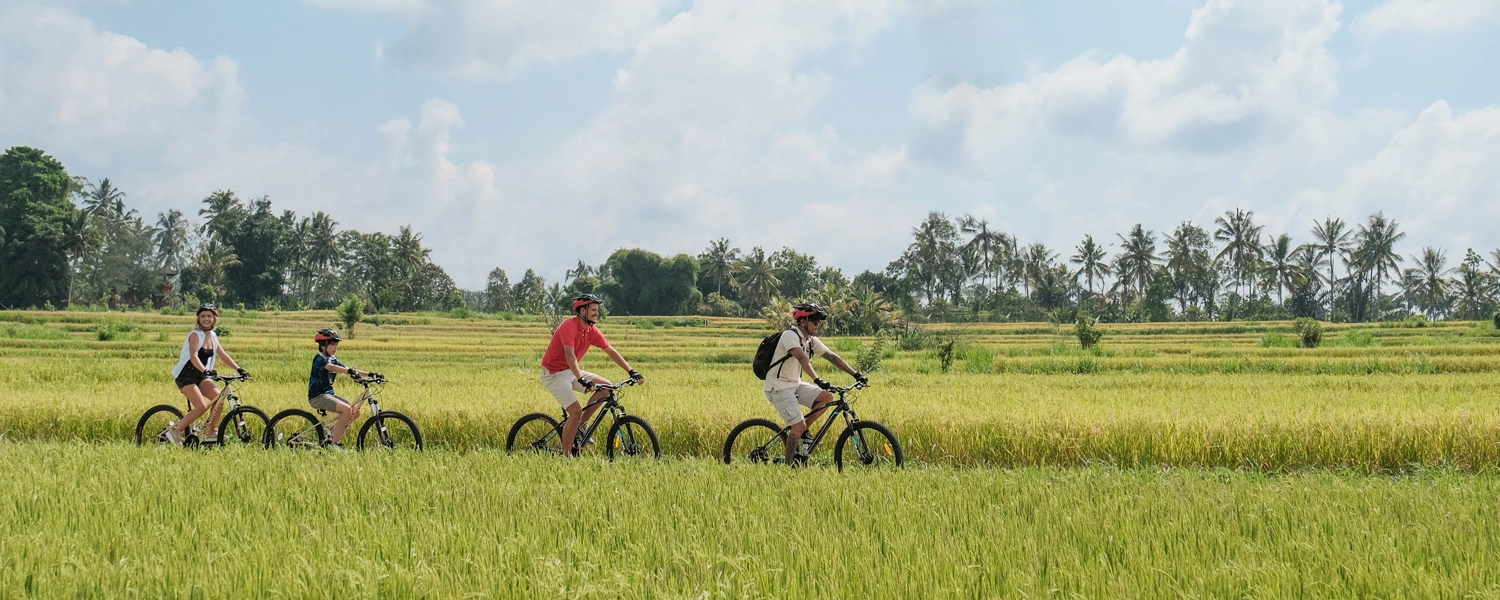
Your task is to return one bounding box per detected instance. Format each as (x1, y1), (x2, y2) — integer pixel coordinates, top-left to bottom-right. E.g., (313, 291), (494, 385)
(827, 380), (868, 394)
(210, 373), (251, 383)
(350, 372), (387, 385)
(592, 376), (642, 392)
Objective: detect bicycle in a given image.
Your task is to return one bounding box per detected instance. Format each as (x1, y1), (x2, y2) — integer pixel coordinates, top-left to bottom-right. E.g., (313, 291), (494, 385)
(505, 377), (659, 460)
(134, 373), (269, 448)
(722, 381), (903, 471)
(263, 373), (423, 450)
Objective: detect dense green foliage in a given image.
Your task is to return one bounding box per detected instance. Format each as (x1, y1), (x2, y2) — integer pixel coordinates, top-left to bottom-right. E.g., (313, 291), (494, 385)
(0, 147), (77, 308)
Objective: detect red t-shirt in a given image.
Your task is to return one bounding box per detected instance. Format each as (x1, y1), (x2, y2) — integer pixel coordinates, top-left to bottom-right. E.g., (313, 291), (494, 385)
(541, 317), (611, 373)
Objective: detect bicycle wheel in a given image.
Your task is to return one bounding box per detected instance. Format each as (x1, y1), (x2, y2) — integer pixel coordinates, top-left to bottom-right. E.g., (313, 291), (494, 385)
(134, 404), (184, 446)
(264, 409), (325, 449)
(833, 421), (903, 472)
(605, 415), (660, 461)
(506, 413), (561, 455)
(216, 406), (270, 447)
(357, 411), (423, 451)
(722, 418), (788, 465)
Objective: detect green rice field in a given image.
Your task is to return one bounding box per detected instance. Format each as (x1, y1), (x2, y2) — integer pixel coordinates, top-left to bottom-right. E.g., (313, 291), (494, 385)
(2, 309), (1500, 597)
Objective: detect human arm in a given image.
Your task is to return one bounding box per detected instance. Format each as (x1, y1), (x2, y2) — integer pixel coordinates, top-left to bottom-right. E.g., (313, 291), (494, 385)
(602, 345), (642, 382)
(323, 358), (367, 378)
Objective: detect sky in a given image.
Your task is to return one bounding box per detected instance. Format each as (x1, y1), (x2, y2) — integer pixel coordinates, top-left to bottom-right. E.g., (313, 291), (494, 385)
(2, 0), (1498, 289)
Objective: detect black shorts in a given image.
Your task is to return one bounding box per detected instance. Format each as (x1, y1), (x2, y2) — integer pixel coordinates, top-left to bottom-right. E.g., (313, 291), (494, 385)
(174, 368), (209, 390)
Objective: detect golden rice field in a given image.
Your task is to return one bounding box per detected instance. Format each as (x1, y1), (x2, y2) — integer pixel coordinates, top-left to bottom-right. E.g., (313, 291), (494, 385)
(4, 309), (1500, 471)
(4, 309), (1500, 597)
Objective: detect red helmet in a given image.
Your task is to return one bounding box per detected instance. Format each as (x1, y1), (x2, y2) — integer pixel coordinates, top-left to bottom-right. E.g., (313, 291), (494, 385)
(314, 328), (342, 344)
(792, 302), (828, 321)
(572, 294), (603, 311)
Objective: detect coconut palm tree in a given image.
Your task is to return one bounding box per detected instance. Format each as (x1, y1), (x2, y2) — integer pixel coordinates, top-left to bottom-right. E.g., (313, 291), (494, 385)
(733, 246), (783, 310)
(1070, 235), (1108, 296)
(1408, 247), (1450, 320)
(153, 210), (190, 271)
(1264, 233), (1296, 304)
(192, 239), (240, 302)
(698, 238), (739, 296)
(1452, 250), (1491, 321)
(958, 215), (1005, 290)
(1022, 243), (1059, 296)
(1163, 222), (1212, 313)
(1214, 208), (1264, 302)
(81, 178), (127, 220)
(1351, 212), (1406, 311)
(197, 190), (242, 240)
(391, 225), (430, 281)
(1115, 224), (1158, 299)
(1309, 217), (1351, 313)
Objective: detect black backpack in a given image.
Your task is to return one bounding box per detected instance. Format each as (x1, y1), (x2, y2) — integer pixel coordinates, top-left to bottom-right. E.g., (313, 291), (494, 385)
(753, 328), (801, 380)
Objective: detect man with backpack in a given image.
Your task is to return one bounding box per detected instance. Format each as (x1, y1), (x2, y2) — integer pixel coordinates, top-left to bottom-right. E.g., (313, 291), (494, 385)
(755, 301), (867, 464)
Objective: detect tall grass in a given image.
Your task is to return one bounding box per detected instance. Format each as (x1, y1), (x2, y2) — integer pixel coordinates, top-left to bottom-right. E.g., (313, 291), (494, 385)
(3, 444), (1499, 598)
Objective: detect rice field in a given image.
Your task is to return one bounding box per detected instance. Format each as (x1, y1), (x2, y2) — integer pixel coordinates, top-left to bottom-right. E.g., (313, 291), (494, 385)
(3, 309), (1500, 597)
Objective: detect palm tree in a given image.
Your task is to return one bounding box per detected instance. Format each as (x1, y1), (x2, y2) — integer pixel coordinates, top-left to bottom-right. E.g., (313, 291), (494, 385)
(153, 210), (190, 271)
(1070, 235), (1108, 296)
(733, 246), (783, 310)
(698, 238), (739, 296)
(1022, 243), (1059, 296)
(197, 190), (243, 240)
(1408, 247), (1450, 320)
(1351, 212), (1406, 310)
(1452, 250), (1491, 321)
(1214, 208), (1264, 302)
(391, 225), (430, 280)
(565, 260), (596, 282)
(81, 178), (127, 220)
(1264, 233), (1296, 304)
(958, 215), (1004, 290)
(192, 239), (240, 301)
(1115, 224), (1158, 299)
(1163, 222), (1212, 312)
(1309, 217), (1351, 313)
(59, 210), (101, 305)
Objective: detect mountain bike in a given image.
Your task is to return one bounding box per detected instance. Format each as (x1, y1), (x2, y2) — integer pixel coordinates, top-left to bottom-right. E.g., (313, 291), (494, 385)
(722, 381), (902, 471)
(263, 373), (422, 450)
(134, 373), (268, 448)
(506, 377), (659, 460)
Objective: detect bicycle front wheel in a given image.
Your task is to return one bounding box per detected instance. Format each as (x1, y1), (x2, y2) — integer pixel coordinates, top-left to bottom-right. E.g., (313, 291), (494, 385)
(358, 411), (423, 451)
(264, 409), (325, 450)
(605, 415), (660, 461)
(217, 406), (270, 447)
(134, 404), (184, 446)
(833, 421), (903, 472)
(722, 418), (788, 465)
(506, 413), (561, 455)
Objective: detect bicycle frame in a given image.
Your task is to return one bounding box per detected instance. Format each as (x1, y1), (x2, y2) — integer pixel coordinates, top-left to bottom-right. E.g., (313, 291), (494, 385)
(288, 376), (388, 446)
(536, 381), (638, 452)
(789, 386), (863, 456)
(182, 376), (246, 438)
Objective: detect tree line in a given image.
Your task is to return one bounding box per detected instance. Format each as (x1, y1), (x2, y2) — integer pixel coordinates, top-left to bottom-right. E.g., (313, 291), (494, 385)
(0, 147), (461, 313)
(6, 145), (1499, 326)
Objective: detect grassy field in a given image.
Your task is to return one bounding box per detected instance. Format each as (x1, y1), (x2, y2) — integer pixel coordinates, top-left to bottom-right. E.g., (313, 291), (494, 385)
(3, 443), (1500, 598)
(3, 309), (1500, 471)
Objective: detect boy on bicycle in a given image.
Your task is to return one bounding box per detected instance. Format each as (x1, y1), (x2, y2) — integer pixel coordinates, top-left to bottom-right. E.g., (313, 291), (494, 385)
(765, 302), (866, 464)
(309, 328), (373, 450)
(540, 294), (643, 457)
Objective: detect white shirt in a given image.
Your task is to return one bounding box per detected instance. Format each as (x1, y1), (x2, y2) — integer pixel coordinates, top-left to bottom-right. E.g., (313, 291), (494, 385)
(764, 329), (829, 392)
(171, 329), (219, 378)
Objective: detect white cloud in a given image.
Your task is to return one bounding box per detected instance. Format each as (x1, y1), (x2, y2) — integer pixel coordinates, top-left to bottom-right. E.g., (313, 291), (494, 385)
(1353, 0), (1500, 36)
(311, 0), (676, 77)
(912, 0), (1343, 161)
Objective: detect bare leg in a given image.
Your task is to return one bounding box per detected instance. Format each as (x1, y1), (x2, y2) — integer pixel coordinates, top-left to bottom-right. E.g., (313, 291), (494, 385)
(198, 381), (223, 438)
(560, 402), (583, 457)
(175, 384), (208, 435)
(329, 399), (359, 444)
(800, 391), (837, 439)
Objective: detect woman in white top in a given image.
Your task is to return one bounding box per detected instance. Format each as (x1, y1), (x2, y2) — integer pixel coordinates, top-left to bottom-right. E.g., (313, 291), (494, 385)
(166, 304), (249, 445)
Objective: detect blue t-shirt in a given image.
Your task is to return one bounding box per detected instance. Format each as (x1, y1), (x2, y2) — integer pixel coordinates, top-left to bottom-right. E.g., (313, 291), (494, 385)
(309, 353), (346, 399)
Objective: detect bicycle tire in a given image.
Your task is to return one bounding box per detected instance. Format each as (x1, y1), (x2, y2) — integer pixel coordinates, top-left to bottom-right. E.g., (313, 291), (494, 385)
(722, 418), (788, 465)
(506, 412), (562, 455)
(833, 420), (903, 472)
(357, 411), (423, 451)
(605, 414), (660, 461)
(216, 406), (270, 447)
(134, 404), (184, 446)
(264, 409), (325, 450)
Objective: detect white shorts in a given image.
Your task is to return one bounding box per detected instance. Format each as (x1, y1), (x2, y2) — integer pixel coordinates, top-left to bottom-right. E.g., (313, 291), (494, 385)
(764, 382), (824, 426)
(540, 368), (600, 409)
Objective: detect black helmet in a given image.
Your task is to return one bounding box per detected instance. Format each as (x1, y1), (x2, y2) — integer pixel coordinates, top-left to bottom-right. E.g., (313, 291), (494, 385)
(314, 328), (342, 344)
(792, 302), (828, 321)
(572, 294), (604, 312)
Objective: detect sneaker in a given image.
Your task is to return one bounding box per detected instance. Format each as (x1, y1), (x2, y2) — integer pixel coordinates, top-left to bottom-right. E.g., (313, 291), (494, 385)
(202, 433), (219, 445)
(327, 442), (348, 452)
(163, 429), (183, 447)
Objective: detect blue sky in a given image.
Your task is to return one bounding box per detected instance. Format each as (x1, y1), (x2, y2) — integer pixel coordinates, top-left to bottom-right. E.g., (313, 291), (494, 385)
(3, 0), (1499, 288)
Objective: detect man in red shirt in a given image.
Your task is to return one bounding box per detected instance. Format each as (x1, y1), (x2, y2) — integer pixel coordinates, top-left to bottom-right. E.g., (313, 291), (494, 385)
(540, 294), (643, 456)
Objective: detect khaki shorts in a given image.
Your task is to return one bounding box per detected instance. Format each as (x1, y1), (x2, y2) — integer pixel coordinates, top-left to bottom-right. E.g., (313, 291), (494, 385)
(540, 368), (600, 409)
(309, 393), (349, 412)
(764, 382), (823, 426)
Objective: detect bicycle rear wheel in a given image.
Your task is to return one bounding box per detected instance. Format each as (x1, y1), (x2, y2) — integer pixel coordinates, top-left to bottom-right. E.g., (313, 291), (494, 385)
(833, 421), (903, 472)
(264, 409), (325, 449)
(357, 411), (423, 451)
(506, 413), (561, 455)
(605, 415), (660, 461)
(217, 406), (270, 447)
(722, 418), (788, 465)
(134, 405), (184, 446)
